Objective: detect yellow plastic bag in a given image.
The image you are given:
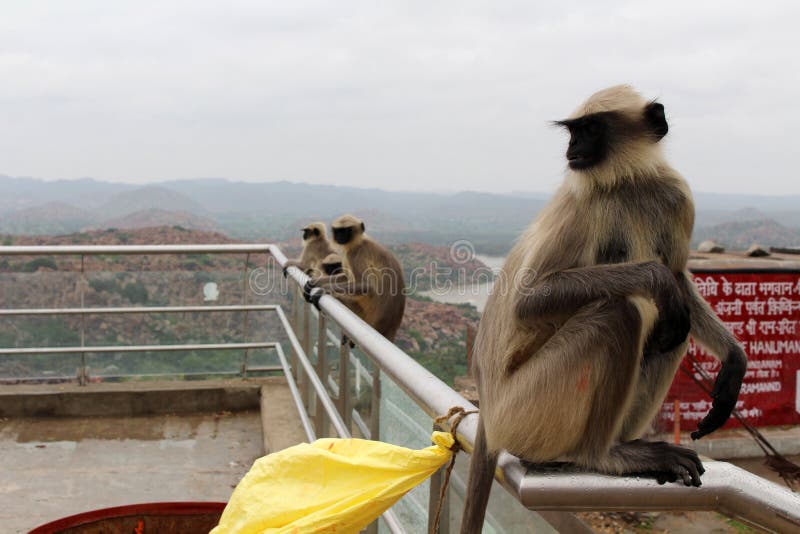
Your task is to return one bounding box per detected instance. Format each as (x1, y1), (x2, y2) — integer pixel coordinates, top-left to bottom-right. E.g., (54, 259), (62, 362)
(212, 432), (454, 534)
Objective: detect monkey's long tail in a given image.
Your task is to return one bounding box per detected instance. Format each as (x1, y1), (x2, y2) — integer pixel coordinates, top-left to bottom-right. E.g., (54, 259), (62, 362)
(459, 416), (499, 534)
(680, 357), (800, 491)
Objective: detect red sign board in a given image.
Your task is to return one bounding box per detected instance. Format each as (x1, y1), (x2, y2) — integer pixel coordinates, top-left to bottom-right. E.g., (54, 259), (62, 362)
(659, 271), (800, 430)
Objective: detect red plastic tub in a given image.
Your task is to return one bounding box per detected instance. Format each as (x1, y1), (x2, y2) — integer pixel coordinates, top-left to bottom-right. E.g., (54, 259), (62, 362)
(29, 502), (227, 534)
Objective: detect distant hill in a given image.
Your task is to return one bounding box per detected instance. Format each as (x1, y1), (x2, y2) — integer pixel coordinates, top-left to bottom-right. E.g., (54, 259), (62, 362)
(2, 175), (800, 253)
(0, 175), (132, 214)
(0, 202), (93, 235)
(85, 208), (218, 232)
(95, 186), (208, 219)
(692, 219), (800, 250)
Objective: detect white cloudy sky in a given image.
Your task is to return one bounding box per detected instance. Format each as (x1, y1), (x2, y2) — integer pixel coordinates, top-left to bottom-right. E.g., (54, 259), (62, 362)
(1, 1), (798, 194)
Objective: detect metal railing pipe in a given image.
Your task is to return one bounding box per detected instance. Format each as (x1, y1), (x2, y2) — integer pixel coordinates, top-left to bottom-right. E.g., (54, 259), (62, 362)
(267, 245), (800, 533)
(0, 305), (279, 316)
(0, 244), (273, 255)
(0, 342), (278, 356)
(274, 307), (350, 439)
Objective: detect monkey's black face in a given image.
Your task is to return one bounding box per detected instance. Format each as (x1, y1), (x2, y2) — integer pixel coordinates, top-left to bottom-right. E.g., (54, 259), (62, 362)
(332, 226), (354, 245)
(558, 114), (610, 170)
(556, 103), (669, 171)
(302, 227), (320, 241)
(323, 262), (343, 276)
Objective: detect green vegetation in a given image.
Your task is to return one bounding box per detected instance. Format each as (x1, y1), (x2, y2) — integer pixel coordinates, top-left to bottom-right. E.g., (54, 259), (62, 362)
(405, 331), (469, 386)
(724, 516), (756, 533)
(121, 281), (148, 304)
(88, 277), (121, 294)
(22, 257), (58, 272)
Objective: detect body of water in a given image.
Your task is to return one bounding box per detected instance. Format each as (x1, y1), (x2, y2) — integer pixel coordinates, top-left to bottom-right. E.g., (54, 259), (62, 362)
(419, 254), (505, 312)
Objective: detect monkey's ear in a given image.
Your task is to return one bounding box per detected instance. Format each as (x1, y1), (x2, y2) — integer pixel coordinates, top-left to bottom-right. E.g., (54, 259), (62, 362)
(361, 222), (365, 232)
(645, 102), (668, 141)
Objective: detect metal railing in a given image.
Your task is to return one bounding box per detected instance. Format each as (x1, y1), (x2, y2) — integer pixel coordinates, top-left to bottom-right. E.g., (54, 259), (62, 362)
(270, 245), (800, 534)
(2, 244), (800, 533)
(0, 245), (280, 383)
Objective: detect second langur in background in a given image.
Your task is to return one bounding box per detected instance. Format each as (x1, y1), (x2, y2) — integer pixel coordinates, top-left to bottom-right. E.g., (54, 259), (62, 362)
(305, 214), (406, 342)
(284, 222), (334, 277)
(320, 252), (363, 347)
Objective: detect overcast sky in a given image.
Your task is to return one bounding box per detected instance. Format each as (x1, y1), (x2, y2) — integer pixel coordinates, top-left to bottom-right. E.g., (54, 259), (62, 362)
(1, 1), (798, 195)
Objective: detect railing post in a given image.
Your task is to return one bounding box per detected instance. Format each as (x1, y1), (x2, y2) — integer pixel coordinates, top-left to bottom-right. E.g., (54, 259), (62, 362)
(240, 253), (251, 377)
(369, 367), (381, 442)
(300, 300), (311, 409)
(290, 285), (302, 389)
(338, 340), (352, 432)
(315, 312), (328, 436)
(79, 254), (87, 386)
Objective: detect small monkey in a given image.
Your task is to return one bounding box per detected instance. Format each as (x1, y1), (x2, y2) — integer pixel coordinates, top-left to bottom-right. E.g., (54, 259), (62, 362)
(320, 253), (344, 276)
(304, 214), (406, 342)
(284, 222), (334, 277)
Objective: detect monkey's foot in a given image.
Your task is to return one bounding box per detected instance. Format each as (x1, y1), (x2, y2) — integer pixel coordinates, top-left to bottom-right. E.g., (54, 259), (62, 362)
(620, 440), (704, 487)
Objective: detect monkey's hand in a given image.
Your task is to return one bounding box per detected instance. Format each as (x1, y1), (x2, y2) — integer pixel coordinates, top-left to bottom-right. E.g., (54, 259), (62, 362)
(283, 260), (298, 278)
(303, 280), (325, 309)
(692, 347), (746, 440)
(647, 272), (691, 354)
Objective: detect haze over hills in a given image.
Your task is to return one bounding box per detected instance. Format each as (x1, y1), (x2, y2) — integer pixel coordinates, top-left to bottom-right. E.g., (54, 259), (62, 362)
(1, 174), (799, 253)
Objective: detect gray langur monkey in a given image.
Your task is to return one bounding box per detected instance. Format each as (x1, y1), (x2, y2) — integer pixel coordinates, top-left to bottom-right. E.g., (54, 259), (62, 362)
(460, 85), (747, 532)
(284, 222), (334, 277)
(304, 214), (406, 342)
(320, 253), (344, 276)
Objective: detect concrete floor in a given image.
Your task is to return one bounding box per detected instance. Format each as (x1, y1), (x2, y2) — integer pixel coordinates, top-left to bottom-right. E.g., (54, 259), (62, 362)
(0, 411), (264, 533)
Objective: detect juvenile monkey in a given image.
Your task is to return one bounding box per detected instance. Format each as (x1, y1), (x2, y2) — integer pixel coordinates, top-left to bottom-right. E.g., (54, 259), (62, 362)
(320, 253), (344, 276)
(305, 214), (406, 342)
(284, 222), (334, 277)
(461, 85), (747, 532)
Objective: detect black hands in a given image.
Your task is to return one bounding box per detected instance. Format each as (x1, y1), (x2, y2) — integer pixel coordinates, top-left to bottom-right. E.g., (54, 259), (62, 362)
(646, 272), (691, 354)
(303, 280), (324, 309)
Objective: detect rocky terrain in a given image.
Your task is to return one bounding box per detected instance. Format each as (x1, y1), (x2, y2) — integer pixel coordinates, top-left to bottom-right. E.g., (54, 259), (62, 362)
(0, 227), (483, 385)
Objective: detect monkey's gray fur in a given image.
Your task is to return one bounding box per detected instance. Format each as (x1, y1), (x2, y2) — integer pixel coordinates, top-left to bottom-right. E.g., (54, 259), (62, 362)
(460, 85), (747, 532)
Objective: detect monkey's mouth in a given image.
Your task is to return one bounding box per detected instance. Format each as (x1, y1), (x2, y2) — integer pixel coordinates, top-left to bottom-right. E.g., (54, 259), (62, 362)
(567, 154), (593, 169)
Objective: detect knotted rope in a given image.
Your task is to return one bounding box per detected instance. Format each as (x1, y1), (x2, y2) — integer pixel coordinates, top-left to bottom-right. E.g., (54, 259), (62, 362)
(430, 406), (479, 534)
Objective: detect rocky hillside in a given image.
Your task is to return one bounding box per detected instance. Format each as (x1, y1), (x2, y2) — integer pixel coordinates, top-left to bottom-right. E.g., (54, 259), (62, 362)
(0, 227), (479, 385)
(395, 297), (479, 385)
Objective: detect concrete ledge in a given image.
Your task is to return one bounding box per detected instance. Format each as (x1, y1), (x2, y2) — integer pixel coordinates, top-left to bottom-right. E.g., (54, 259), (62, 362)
(0, 378), (286, 417)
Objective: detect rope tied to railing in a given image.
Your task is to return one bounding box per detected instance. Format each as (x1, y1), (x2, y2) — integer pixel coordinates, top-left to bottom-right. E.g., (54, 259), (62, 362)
(430, 406), (479, 534)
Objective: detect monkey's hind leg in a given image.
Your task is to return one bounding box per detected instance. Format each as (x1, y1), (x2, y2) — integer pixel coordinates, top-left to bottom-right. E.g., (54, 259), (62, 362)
(485, 296), (651, 464)
(572, 296), (704, 487)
